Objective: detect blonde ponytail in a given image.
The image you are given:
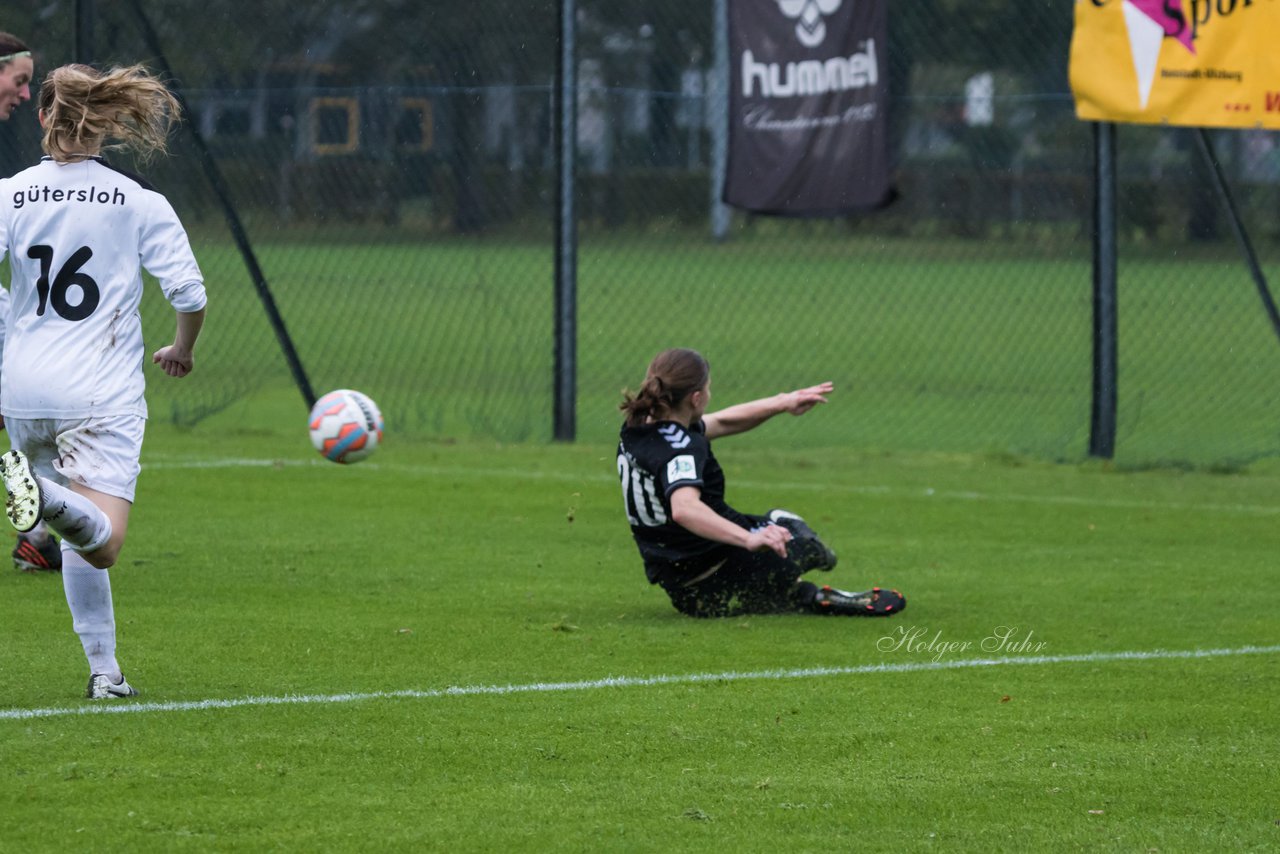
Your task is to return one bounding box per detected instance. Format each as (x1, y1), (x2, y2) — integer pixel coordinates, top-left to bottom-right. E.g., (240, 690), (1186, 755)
(39, 64), (180, 163)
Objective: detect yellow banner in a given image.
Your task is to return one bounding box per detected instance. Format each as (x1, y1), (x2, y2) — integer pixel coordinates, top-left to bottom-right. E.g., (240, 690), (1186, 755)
(1070, 0), (1280, 129)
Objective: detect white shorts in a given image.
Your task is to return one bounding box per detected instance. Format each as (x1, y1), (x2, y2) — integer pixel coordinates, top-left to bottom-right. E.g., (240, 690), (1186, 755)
(5, 414), (145, 503)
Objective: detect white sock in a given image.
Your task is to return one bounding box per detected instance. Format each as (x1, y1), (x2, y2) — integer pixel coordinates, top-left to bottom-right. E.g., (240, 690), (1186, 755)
(23, 520), (53, 545)
(62, 546), (121, 680)
(38, 477), (112, 553)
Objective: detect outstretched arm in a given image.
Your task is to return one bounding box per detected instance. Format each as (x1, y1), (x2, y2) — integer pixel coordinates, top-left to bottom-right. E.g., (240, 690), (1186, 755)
(152, 307), (205, 378)
(669, 486), (792, 558)
(703, 381), (833, 440)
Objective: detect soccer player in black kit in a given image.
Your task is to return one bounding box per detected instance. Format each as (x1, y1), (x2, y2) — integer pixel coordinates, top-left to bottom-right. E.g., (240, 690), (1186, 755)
(617, 348), (906, 618)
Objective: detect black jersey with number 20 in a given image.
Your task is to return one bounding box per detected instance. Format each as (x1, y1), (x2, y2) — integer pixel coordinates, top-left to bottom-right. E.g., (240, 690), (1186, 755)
(617, 419), (754, 573)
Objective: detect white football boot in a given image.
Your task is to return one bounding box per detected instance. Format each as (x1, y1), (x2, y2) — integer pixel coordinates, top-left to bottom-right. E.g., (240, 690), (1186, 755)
(2, 450), (42, 533)
(86, 673), (139, 700)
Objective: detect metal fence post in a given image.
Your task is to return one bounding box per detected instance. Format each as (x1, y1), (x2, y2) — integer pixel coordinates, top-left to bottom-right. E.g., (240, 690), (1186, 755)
(554, 0), (578, 441)
(74, 0), (94, 63)
(1089, 121), (1118, 459)
(709, 0), (731, 242)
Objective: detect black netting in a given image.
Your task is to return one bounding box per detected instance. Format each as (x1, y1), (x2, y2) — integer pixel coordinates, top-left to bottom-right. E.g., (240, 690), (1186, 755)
(2, 2), (1277, 465)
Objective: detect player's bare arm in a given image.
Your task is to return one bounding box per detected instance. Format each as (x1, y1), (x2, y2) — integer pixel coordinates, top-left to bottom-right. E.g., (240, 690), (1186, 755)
(669, 486), (792, 557)
(152, 307), (205, 378)
(704, 381), (833, 439)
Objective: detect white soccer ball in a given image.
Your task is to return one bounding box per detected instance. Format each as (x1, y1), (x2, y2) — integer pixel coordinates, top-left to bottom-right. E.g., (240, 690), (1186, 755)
(308, 389), (384, 464)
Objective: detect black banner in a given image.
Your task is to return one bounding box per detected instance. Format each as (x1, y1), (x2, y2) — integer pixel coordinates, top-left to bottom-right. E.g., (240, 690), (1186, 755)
(725, 0), (893, 216)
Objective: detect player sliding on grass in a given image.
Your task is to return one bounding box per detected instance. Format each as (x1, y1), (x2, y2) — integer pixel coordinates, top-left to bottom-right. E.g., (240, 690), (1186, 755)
(0, 63), (206, 699)
(617, 348), (905, 618)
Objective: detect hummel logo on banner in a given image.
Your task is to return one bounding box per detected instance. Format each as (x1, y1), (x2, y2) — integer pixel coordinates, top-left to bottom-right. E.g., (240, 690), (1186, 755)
(658, 424), (691, 449)
(778, 0), (843, 48)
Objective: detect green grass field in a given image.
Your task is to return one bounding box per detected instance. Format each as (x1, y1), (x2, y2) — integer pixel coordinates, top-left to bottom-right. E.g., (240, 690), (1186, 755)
(11, 226), (1273, 465)
(120, 229), (1280, 468)
(2, 405), (1277, 850)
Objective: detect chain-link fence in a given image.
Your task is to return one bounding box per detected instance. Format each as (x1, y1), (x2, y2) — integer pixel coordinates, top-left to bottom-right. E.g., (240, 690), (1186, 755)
(2, 2), (1278, 466)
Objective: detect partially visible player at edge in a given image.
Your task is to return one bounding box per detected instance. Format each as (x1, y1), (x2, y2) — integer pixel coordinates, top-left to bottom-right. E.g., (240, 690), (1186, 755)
(0, 32), (61, 573)
(617, 348), (906, 617)
(0, 63), (207, 700)
(0, 32), (31, 121)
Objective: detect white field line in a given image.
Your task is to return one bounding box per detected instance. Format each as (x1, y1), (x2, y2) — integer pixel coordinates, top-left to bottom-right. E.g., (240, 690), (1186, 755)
(3, 643), (1277, 722)
(141, 456), (1280, 517)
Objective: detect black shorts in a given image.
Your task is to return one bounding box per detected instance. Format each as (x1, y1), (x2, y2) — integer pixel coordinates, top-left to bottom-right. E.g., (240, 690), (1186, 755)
(645, 512), (834, 617)
(647, 514), (823, 618)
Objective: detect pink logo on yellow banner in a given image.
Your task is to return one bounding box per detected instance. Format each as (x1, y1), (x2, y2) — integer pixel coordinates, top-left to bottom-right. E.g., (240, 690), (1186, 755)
(1070, 0), (1280, 129)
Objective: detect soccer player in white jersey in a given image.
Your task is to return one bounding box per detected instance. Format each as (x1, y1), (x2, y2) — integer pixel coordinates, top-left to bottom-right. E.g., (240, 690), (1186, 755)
(0, 33), (62, 572)
(0, 63), (207, 700)
(617, 348), (906, 617)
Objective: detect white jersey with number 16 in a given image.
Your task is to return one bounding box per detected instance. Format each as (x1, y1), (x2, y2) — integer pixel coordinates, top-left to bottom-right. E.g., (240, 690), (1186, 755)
(0, 156), (206, 419)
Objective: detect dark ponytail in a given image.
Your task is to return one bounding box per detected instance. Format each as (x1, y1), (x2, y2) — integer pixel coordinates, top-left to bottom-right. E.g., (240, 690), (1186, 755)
(620, 348), (710, 427)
